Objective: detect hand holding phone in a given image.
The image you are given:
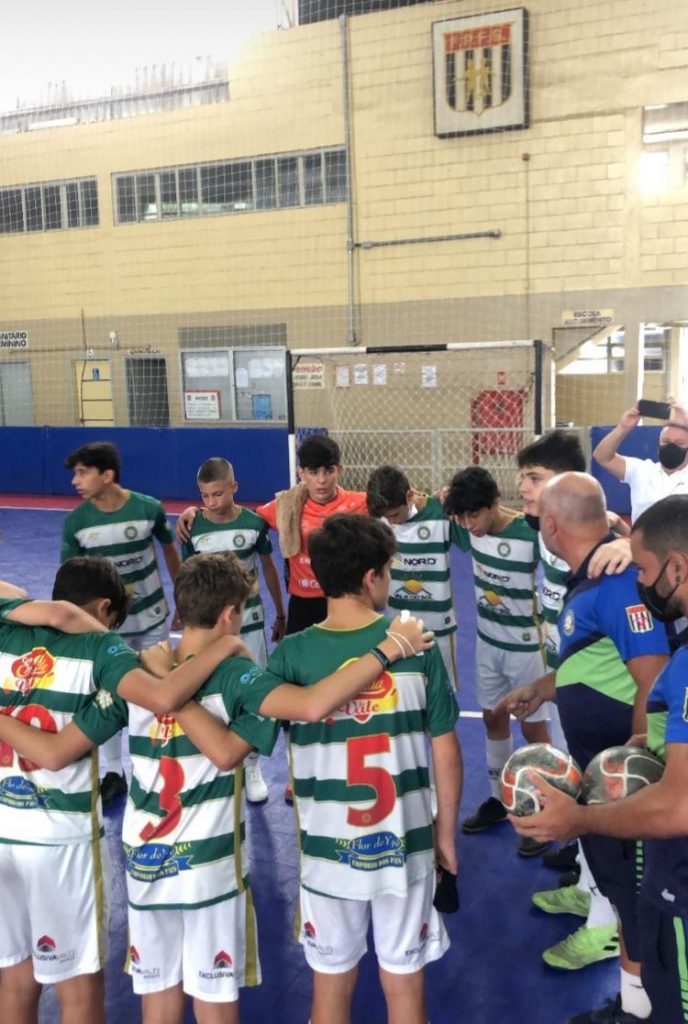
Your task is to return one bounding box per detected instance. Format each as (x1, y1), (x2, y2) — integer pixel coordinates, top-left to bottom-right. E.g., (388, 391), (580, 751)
(637, 399), (671, 420)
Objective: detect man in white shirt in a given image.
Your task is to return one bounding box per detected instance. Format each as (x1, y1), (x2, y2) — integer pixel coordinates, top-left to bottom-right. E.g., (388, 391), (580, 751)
(592, 399), (688, 522)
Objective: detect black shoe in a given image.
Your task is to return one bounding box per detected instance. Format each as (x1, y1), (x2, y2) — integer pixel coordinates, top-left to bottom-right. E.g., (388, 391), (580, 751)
(558, 866), (582, 888)
(101, 771), (127, 807)
(518, 835), (550, 858)
(568, 994), (654, 1024)
(461, 797), (507, 834)
(544, 842), (578, 870)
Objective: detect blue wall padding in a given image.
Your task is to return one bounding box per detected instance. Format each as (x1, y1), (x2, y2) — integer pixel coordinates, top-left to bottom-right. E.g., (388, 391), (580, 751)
(0, 427), (290, 503)
(0, 428), (46, 492)
(589, 425), (662, 516)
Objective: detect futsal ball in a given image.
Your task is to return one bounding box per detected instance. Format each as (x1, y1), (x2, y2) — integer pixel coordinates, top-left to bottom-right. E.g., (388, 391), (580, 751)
(582, 746), (664, 805)
(501, 743), (583, 816)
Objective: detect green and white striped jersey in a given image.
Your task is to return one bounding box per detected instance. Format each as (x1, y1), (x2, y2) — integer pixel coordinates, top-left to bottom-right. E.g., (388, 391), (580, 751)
(181, 508), (271, 641)
(387, 496), (459, 638)
(455, 511), (542, 653)
(538, 535), (569, 669)
(76, 655), (281, 910)
(267, 618), (459, 901)
(0, 599), (139, 846)
(61, 490), (174, 640)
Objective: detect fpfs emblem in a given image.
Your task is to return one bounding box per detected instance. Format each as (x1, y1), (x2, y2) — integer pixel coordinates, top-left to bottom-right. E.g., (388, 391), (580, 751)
(4, 648), (55, 695)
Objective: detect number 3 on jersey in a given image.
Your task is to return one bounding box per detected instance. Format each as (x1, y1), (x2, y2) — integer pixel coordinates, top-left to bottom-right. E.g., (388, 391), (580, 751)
(140, 756), (184, 841)
(346, 734), (396, 827)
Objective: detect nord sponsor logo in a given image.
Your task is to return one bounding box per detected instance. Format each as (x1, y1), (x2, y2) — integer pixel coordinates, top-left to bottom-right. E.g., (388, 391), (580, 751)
(117, 556), (144, 569)
(482, 569), (510, 583)
(542, 584), (562, 600)
(403, 557), (437, 567)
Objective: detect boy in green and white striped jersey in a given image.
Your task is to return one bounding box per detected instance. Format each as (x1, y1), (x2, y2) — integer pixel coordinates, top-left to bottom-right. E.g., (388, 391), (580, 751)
(366, 464), (460, 691)
(0, 557), (237, 1024)
(267, 514), (461, 1024)
(181, 457), (287, 803)
(0, 552), (432, 1024)
(444, 466), (550, 856)
(61, 441), (181, 804)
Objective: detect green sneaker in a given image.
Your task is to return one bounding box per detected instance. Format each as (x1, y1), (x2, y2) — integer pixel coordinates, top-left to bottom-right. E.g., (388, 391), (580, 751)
(532, 885), (591, 917)
(543, 924), (620, 970)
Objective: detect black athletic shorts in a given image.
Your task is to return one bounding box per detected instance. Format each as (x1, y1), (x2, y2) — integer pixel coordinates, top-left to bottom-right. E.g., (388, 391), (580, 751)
(580, 835), (641, 961)
(638, 895), (688, 1024)
(286, 594), (327, 635)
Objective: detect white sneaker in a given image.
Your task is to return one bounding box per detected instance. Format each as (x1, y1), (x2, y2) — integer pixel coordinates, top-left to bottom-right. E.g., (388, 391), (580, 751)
(245, 757), (269, 803)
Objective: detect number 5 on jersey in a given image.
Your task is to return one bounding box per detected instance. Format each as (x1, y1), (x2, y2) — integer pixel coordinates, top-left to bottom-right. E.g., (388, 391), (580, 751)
(346, 734), (396, 827)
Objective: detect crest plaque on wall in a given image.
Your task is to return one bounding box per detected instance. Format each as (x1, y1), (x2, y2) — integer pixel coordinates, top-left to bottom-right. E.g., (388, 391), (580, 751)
(433, 7), (529, 137)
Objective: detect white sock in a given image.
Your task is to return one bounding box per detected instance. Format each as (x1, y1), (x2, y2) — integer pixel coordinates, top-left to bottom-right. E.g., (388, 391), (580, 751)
(486, 737), (513, 801)
(546, 702), (568, 751)
(620, 967), (652, 1019)
(245, 750), (259, 766)
(101, 733), (122, 776)
(576, 845), (618, 928)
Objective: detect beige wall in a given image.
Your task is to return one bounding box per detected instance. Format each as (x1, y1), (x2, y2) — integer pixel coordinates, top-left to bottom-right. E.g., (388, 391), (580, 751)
(0, 0), (687, 427)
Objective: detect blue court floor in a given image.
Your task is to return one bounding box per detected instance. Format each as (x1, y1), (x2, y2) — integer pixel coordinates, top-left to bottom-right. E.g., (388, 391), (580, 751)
(0, 506), (619, 1024)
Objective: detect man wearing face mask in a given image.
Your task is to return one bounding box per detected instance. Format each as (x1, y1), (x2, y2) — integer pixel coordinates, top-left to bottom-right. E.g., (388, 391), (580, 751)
(592, 399), (688, 522)
(503, 473), (669, 1024)
(511, 493), (688, 1024)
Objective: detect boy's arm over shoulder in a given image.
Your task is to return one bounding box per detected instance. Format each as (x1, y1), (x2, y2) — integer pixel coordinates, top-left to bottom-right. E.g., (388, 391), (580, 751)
(150, 496), (175, 545)
(72, 687), (129, 753)
(424, 645), (460, 737)
(448, 518), (471, 552)
(217, 658), (281, 757)
(60, 510), (83, 561)
(0, 714), (98, 772)
(0, 597), (109, 633)
(255, 496), (277, 529)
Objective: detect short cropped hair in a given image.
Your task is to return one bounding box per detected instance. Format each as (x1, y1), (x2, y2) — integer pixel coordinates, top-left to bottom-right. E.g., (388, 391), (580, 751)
(298, 434), (341, 470)
(52, 556), (129, 629)
(444, 466), (500, 516)
(308, 514), (396, 598)
(197, 458), (234, 484)
(174, 553), (255, 628)
(517, 431), (586, 473)
(65, 442), (121, 483)
(632, 495), (688, 561)
(366, 465), (410, 518)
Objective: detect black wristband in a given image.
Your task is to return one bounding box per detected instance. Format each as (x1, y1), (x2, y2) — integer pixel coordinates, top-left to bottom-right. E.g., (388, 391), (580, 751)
(369, 645), (392, 670)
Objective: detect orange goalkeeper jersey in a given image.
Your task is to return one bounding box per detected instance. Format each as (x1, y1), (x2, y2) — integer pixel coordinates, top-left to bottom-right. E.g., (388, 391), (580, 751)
(257, 487), (367, 598)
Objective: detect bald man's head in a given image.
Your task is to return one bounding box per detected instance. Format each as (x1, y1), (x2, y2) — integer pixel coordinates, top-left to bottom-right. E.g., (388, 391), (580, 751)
(539, 472), (609, 563)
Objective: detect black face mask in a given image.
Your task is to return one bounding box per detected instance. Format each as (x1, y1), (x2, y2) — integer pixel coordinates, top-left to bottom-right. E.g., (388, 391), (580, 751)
(636, 558), (683, 622)
(524, 513), (540, 532)
(658, 443), (688, 471)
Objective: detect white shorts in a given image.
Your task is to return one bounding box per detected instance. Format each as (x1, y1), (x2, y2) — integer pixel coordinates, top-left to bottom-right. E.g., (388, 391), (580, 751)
(240, 628), (267, 669)
(476, 639), (549, 722)
(299, 873), (449, 975)
(436, 633), (459, 692)
(126, 618), (169, 653)
(0, 838), (110, 984)
(127, 889), (260, 1003)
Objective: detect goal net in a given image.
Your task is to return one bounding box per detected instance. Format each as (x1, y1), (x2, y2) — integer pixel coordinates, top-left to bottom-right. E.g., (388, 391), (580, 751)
(0, 0), (681, 496)
(289, 341), (544, 501)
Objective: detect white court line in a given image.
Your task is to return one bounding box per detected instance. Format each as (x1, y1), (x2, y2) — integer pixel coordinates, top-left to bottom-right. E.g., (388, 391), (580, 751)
(0, 504), (75, 512)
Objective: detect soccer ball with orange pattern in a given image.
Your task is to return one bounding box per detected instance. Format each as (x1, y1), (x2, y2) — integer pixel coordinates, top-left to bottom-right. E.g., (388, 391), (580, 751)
(501, 743), (583, 816)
